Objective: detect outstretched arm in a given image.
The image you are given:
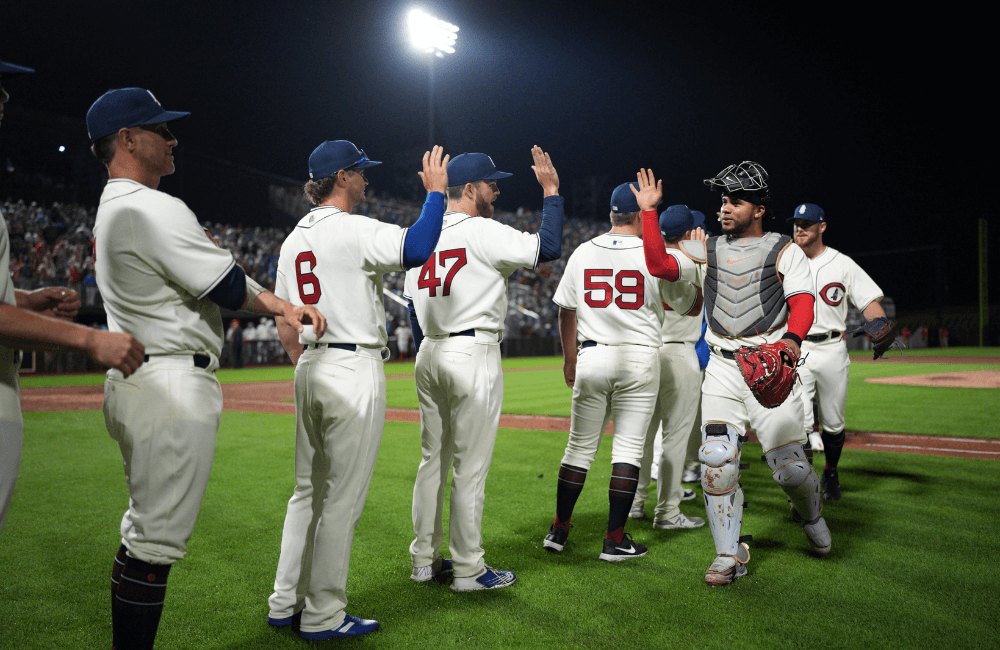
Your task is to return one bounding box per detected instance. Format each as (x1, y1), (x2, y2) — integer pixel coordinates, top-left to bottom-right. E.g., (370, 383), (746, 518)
(532, 145), (564, 263)
(15, 287), (82, 320)
(631, 168), (681, 281)
(403, 145), (450, 268)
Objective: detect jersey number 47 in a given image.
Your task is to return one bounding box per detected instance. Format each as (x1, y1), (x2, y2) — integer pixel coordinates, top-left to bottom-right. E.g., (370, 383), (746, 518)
(417, 249), (468, 297)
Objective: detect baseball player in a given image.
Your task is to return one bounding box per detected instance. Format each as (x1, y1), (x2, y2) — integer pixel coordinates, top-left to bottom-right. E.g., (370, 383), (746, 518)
(630, 205), (707, 530)
(1, 61), (145, 536)
(405, 147), (563, 590)
(638, 163), (830, 586)
(268, 141), (448, 639)
(544, 185), (699, 560)
(87, 87), (326, 650)
(789, 203), (888, 500)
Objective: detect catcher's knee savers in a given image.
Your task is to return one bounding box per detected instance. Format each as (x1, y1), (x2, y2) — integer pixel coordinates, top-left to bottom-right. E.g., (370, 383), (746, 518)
(699, 422), (746, 557)
(765, 443), (822, 522)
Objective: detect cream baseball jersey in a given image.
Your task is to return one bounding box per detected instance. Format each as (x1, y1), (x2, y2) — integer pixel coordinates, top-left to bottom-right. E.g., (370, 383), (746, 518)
(661, 263), (706, 344)
(1, 213), (15, 310)
(275, 206), (406, 347)
(94, 179), (235, 356)
(806, 246), (882, 334)
(403, 211), (540, 335)
(553, 233), (698, 347)
(705, 237), (813, 352)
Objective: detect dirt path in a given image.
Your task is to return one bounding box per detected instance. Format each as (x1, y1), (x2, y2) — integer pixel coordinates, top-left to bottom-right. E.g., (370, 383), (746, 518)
(21, 381), (998, 460)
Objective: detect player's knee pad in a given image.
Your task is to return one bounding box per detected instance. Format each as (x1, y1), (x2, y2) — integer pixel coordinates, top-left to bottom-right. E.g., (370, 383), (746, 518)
(699, 422), (743, 496)
(765, 443), (821, 520)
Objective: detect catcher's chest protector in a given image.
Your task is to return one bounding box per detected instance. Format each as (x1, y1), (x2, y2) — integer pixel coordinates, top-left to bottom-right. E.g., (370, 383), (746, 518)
(705, 233), (792, 337)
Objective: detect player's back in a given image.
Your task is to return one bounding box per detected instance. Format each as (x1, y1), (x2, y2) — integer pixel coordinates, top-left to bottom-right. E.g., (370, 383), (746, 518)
(277, 206), (405, 347)
(404, 211), (540, 336)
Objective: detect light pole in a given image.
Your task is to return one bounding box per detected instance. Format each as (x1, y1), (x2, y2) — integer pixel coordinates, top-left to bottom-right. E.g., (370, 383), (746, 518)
(407, 9), (458, 150)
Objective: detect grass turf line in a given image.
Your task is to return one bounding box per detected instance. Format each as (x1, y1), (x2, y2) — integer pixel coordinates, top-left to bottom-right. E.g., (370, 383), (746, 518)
(2, 411), (999, 649)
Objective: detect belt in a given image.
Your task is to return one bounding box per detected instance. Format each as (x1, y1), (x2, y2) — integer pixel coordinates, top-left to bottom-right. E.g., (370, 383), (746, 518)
(710, 347), (736, 360)
(581, 341), (597, 349)
(143, 354), (211, 369)
(303, 343), (357, 352)
(450, 329), (475, 337)
(806, 331), (842, 343)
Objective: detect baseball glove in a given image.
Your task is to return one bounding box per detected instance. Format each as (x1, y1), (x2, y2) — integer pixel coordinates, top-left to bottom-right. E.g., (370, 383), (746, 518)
(852, 317), (898, 360)
(735, 340), (801, 409)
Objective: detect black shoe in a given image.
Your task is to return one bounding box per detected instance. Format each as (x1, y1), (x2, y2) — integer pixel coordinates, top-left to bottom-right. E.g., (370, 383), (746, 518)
(543, 522), (571, 552)
(598, 533), (647, 562)
(821, 468), (841, 500)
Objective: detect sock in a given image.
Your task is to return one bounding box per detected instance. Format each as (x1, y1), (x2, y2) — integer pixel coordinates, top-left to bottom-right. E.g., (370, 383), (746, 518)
(110, 544), (127, 643)
(606, 463), (640, 542)
(112, 554), (172, 650)
(555, 464), (588, 524)
(822, 430), (846, 469)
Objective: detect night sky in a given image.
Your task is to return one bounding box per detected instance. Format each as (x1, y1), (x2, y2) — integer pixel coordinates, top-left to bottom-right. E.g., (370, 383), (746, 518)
(1, 1), (990, 310)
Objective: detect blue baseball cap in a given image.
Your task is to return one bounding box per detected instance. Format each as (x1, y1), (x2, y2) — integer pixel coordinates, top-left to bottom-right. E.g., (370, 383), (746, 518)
(787, 203), (825, 223)
(447, 153), (512, 187)
(86, 88), (189, 142)
(691, 210), (706, 229)
(659, 204), (697, 238)
(0, 59), (34, 78)
(308, 140), (381, 179)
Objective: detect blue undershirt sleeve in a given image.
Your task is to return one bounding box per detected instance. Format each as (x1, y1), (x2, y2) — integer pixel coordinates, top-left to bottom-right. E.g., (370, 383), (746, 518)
(206, 264), (248, 311)
(408, 299), (424, 353)
(402, 191), (446, 269)
(537, 195), (565, 263)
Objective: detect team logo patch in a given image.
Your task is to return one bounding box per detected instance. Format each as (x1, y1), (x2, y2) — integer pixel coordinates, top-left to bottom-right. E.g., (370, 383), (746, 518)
(821, 282), (846, 306)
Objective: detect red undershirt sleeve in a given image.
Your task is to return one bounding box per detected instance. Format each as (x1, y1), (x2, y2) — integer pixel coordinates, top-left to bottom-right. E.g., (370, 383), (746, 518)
(641, 210), (679, 281)
(785, 293), (815, 341)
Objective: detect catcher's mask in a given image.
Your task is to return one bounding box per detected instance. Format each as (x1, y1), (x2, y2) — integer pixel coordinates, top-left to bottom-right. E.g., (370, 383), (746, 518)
(704, 161), (772, 217)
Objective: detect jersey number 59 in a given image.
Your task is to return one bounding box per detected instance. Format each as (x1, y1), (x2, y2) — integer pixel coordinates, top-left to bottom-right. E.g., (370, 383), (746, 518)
(584, 269), (644, 310)
(417, 249), (467, 297)
(295, 251), (321, 304)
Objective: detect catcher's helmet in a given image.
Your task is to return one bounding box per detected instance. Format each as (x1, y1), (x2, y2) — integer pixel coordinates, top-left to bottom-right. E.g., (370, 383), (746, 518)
(703, 161), (769, 198)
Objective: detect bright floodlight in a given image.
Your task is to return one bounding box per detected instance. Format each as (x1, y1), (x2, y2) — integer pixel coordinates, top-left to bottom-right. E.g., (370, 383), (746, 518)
(408, 9), (458, 59)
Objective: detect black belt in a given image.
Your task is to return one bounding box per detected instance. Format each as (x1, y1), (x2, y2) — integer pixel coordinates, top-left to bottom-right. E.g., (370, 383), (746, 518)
(303, 343), (357, 352)
(450, 329), (475, 337)
(143, 354), (211, 369)
(711, 348), (736, 360)
(581, 341), (597, 348)
(806, 331), (842, 343)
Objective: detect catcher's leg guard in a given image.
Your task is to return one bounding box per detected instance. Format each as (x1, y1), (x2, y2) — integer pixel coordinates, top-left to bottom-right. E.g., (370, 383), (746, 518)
(765, 443), (831, 554)
(700, 423), (747, 583)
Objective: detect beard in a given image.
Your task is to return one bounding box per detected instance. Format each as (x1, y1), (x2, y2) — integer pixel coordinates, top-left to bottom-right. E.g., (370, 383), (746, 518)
(723, 215), (752, 237)
(475, 192), (494, 218)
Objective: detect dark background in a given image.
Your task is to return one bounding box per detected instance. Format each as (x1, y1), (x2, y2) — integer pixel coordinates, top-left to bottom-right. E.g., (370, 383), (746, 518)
(0, 1), (991, 313)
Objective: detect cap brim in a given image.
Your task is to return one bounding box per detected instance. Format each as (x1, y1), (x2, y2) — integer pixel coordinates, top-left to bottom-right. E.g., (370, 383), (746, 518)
(484, 171), (513, 180)
(0, 61), (35, 78)
(138, 110), (191, 126)
(353, 160), (382, 169)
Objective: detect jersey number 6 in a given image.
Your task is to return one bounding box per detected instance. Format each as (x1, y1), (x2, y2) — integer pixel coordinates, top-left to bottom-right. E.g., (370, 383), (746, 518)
(417, 248), (468, 297)
(295, 251), (321, 304)
(584, 269), (644, 310)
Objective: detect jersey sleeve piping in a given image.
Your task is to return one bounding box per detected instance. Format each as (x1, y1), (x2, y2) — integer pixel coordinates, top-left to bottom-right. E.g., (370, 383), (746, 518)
(196, 257), (238, 301)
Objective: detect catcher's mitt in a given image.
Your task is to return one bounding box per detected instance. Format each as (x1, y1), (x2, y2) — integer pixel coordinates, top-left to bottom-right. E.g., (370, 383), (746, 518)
(851, 317), (898, 360)
(735, 340), (801, 409)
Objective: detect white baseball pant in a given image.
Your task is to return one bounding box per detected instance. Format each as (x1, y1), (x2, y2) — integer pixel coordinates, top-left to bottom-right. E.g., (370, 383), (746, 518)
(797, 340), (850, 435)
(0, 352), (23, 534)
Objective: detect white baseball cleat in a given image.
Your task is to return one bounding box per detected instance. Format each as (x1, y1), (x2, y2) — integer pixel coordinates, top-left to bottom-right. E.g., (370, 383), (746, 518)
(809, 431), (824, 452)
(628, 503), (645, 519)
(653, 512), (705, 529)
(410, 557), (454, 583)
(450, 566), (516, 592)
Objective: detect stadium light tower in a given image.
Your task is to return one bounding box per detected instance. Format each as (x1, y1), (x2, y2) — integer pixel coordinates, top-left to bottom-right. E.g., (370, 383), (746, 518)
(407, 8), (459, 149)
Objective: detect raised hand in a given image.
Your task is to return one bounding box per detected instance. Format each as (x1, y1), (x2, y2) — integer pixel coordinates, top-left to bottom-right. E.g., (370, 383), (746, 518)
(531, 145), (559, 197)
(418, 145), (450, 194)
(629, 168), (663, 212)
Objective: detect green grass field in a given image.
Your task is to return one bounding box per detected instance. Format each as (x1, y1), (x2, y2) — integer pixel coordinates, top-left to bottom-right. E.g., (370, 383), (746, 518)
(2, 348), (999, 648)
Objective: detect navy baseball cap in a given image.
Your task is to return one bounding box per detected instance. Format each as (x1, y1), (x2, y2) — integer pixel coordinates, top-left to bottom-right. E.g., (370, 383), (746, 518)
(308, 140), (382, 179)
(610, 182), (662, 214)
(659, 204), (698, 238)
(691, 210), (706, 229)
(447, 153), (512, 187)
(0, 59), (34, 78)
(787, 203), (825, 223)
(86, 88), (190, 142)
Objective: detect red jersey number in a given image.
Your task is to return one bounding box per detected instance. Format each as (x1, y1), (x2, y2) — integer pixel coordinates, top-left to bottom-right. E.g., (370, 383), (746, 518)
(295, 252), (321, 304)
(585, 269), (644, 310)
(417, 249), (468, 297)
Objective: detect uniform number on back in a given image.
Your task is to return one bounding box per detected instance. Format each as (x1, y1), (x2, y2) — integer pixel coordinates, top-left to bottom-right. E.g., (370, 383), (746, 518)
(584, 269), (644, 310)
(295, 252), (321, 304)
(417, 249), (467, 297)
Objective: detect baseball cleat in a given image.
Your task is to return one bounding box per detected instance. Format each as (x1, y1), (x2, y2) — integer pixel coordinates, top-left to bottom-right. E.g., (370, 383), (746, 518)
(543, 521), (571, 552)
(803, 516), (832, 555)
(653, 512), (705, 529)
(821, 468), (841, 500)
(598, 533), (647, 562)
(704, 544), (750, 586)
(450, 566), (517, 592)
(411, 557), (454, 583)
(628, 503), (645, 520)
(682, 467), (701, 484)
(809, 431), (825, 452)
(299, 614), (379, 640)
(681, 488), (697, 501)
(267, 610), (302, 630)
